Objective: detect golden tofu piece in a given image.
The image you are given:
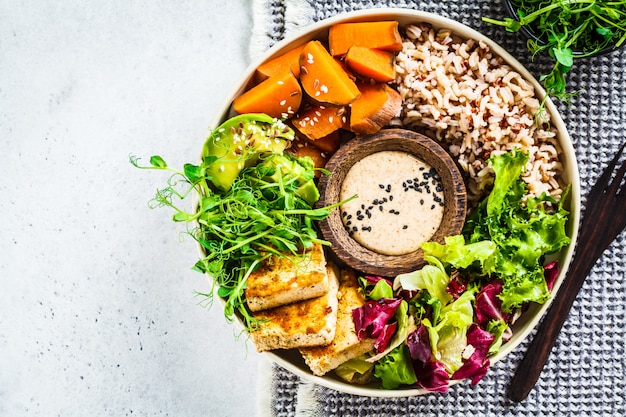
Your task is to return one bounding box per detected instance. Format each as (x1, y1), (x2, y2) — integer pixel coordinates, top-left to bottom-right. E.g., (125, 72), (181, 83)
(245, 243), (329, 312)
(299, 268), (376, 376)
(250, 264), (340, 352)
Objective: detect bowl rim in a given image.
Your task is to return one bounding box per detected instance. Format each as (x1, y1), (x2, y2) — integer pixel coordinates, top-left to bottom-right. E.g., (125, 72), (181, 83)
(205, 7), (581, 397)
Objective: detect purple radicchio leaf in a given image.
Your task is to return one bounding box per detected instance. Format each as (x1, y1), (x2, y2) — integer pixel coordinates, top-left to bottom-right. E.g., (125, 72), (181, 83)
(415, 360), (450, 392)
(474, 279), (511, 326)
(544, 260), (560, 291)
(451, 323), (495, 385)
(445, 271), (468, 299)
(407, 323), (431, 364)
(374, 322), (397, 353)
(352, 298), (402, 341)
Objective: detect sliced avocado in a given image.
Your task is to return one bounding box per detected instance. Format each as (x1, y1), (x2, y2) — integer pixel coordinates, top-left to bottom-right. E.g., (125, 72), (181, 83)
(202, 113), (294, 191)
(258, 153), (320, 206)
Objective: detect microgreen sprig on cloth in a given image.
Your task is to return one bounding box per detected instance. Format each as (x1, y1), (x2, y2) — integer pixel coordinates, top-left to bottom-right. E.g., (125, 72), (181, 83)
(484, 0), (626, 102)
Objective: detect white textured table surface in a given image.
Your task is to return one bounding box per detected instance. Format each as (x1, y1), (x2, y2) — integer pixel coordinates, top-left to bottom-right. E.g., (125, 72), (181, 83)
(0, 1), (259, 416)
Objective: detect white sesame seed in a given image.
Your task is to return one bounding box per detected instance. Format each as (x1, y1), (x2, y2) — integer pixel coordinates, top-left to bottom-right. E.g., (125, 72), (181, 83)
(315, 111), (322, 117)
(219, 165), (225, 172)
(277, 80), (284, 85)
(320, 85), (329, 93)
(328, 116), (334, 123)
(279, 99), (287, 106)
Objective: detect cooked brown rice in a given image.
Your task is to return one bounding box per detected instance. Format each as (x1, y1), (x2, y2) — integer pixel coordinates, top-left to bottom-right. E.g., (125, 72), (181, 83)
(390, 23), (564, 203)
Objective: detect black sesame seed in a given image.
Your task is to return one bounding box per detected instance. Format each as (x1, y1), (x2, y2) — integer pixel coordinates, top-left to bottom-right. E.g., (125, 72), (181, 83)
(382, 197), (388, 203)
(402, 225), (408, 229)
(346, 220), (352, 226)
(386, 184), (391, 192)
(394, 211), (400, 215)
(402, 181), (407, 188)
(379, 184), (385, 189)
(347, 214), (352, 219)
(373, 199), (379, 205)
(356, 210), (362, 215)
(389, 195), (394, 201)
(379, 206), (383, 212)
(342, 211), (347, 217)
(361, 204), (365, 209)
(431, 204), (435, 210)
(357, 215), (364, 221)
(352, 226), (358, 232)
(407, 179), (413, 184)
(420, 199), (424, 205)
(367, 212), (371, 219)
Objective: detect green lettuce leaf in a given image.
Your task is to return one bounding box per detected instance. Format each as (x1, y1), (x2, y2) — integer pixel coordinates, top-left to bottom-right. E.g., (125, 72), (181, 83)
(463, 149), (571, 311)
(394, 256), (452, 305)
(373, 344), (418, 389)
(421, 235), (497, 272)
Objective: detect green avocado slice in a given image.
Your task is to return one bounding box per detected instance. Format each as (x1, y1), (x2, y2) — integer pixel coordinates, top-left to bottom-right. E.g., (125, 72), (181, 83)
(202, 113), (294, 191)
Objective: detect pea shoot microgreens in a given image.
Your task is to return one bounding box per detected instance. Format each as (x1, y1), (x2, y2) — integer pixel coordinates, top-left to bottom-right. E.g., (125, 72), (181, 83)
(130, 152), (351, 332)
(484, 0), (626, 102)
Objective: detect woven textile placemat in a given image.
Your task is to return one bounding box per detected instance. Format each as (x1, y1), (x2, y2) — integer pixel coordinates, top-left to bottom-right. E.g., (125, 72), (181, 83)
(251, 1), (626, 416)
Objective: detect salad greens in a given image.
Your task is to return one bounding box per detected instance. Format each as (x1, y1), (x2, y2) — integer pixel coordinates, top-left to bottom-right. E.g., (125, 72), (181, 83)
(484, 0), (626, 102)
(342, 149), (571, 391)
(134, 109), (572, 391)
(462, 149), (571, 311)
(131, 114), (347, 331)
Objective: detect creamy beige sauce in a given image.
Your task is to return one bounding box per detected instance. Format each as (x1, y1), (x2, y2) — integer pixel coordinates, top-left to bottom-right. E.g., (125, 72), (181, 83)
(339, 151), (445, 256)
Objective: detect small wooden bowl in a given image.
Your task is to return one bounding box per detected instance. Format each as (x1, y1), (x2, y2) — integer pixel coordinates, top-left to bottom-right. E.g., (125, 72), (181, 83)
(317, 128), (467, 277)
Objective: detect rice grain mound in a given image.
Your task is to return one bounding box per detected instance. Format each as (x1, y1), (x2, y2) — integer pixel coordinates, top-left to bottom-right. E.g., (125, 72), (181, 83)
(391, 23), (564, 202)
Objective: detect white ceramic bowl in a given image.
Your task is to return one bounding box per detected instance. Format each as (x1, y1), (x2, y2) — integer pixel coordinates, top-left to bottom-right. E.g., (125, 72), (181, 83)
(207, 8), (581, 397)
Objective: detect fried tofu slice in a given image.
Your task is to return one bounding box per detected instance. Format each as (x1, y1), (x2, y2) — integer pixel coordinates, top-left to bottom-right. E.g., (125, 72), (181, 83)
(245, 243), (329, 312)
(250, 264), (340, 352)
(299, 268), (377, 376)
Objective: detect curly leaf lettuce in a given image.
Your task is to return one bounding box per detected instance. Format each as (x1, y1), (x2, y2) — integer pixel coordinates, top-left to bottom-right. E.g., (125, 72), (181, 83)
(463, 149), (571, 312)
(373, 344), (417, 389)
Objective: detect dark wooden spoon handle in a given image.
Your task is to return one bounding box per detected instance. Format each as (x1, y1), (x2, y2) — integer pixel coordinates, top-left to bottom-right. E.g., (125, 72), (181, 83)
(508, 238), (608, 402)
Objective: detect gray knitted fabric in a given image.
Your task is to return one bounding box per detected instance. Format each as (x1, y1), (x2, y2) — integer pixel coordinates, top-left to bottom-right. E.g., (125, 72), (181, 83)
(252, 1), (626, 416)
